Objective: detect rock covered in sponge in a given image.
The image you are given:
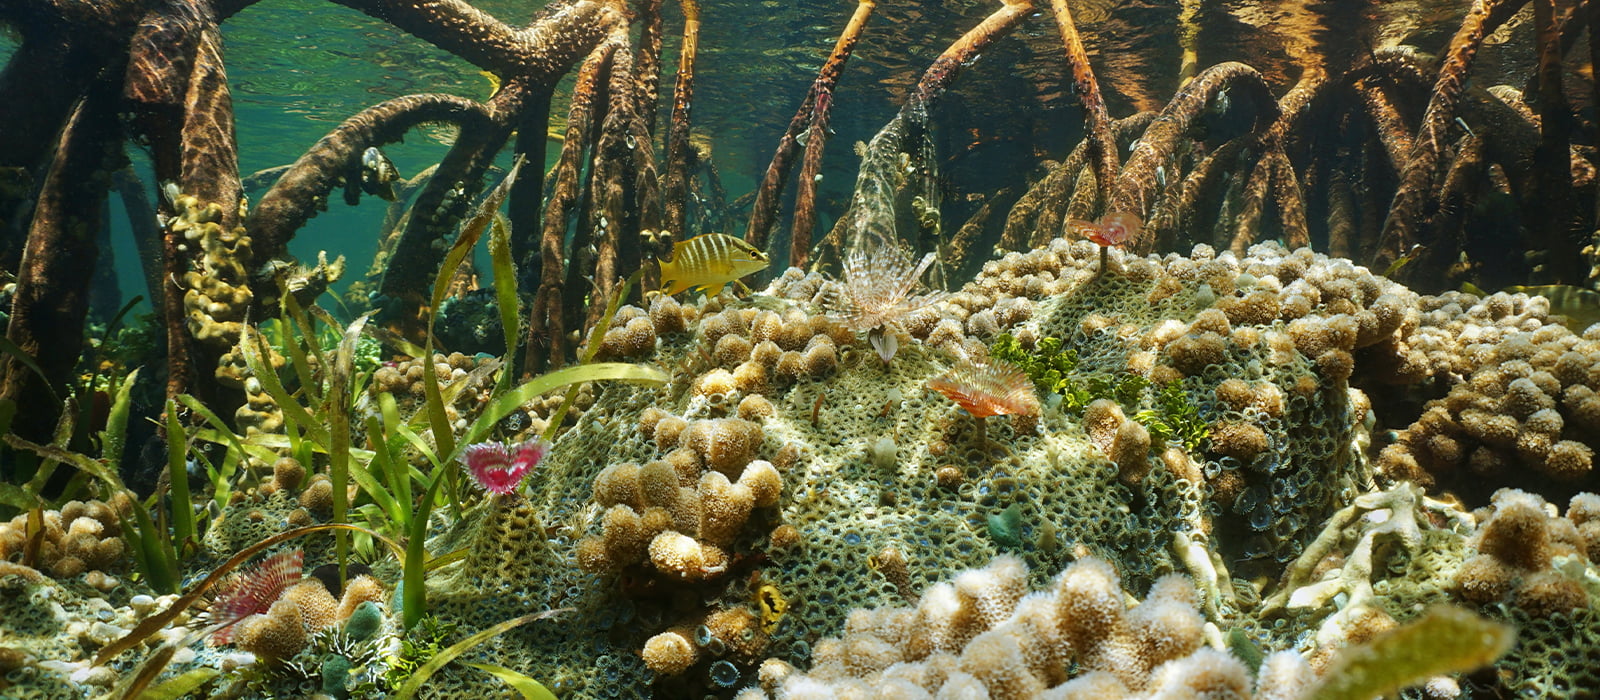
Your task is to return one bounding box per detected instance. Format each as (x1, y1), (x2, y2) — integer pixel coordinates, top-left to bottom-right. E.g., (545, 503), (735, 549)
(1454, 488), (1595, 617)
(0, 499), (129, 576)
(236, 597), (307, 661)
(601, 314), (659, 359)
(685, 418), (764, 475)
(743, 555), (1242, 698)
(647, 531), (726, 581)
(643, 628), (699, 675)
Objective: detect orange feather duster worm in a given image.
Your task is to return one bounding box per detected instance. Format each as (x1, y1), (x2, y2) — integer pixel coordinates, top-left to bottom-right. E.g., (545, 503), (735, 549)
(927, 360), (1041, 418)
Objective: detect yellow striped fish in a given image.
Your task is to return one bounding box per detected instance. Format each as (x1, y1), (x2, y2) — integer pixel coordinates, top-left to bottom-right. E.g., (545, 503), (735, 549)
(658, 233), (770, 297)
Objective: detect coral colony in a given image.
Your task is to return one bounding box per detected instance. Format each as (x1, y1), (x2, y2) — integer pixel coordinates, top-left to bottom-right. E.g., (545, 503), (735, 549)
(8, 0), (1600, 698)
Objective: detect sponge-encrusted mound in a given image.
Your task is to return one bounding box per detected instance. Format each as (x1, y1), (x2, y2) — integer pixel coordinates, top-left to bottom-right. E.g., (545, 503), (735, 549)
(405, 242), (1496, 698)
(740, 555), (1254, 698)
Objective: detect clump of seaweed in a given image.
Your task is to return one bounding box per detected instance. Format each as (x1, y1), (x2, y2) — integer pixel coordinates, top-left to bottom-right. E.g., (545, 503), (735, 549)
(1135, 380), (1209, 453)
(991, 332), (1208, 450)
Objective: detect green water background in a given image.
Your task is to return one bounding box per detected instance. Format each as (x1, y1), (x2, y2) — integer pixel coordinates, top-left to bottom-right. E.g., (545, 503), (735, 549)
(2, 0), (1488, 320)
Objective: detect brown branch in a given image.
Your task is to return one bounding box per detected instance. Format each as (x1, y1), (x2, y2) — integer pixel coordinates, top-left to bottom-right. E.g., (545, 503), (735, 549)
(1048, 0), (1117, 215)
(946, 188), (1011, 280)
(1017, 111), (1155, 251)
(634, 0), (664, 136)
(905, 0), (1032, 118)
(1064, 165), (1100, 222)
(1154, 138), (1242, 251)
(814, 0), (1032, 268)
(1270, 147), (1309, 249)
(248, 94), (493, 262)
(0, 0), (149, 270)
(509, 86), (553, 279)
(587, 20), (659, 329)
(1529, 0), (1578, 283)
(745, 0), (875, 254)
(376, 79), (547, 340)
(112, 167), (165, 310)
(789, 91), (831, 271)
(327, 0), (612, 80)
(1374, 0), (1526, 270)
(660, 0), (700, 239)
(1326, 163), (1356, 259)
(527, 40), (617, 374)
(1001, 152), (1078, 251)
(120, 1), (244, 406)
(1420, 133), (1488, 283)
(0, 74), (124, 442)
(1111, 61), (1278, 253)
(1227, 70), (1324, 253)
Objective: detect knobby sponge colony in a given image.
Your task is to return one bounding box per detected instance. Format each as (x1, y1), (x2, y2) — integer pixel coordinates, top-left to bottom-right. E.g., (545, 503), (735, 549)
(740, 554), (1307, 698)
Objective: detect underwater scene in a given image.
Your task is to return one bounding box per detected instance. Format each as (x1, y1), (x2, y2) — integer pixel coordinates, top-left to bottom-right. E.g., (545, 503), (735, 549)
(5, 0), (1600, 697)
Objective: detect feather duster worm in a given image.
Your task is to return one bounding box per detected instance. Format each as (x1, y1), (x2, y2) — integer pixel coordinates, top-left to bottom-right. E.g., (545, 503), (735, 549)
(458, 438), (549, 495)
(208, 548), (304, 645)
(927, 360), (1041, 418)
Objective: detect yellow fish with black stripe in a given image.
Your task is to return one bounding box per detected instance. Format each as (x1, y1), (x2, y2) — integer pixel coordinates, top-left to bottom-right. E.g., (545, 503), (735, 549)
(658, 233), (770, 297)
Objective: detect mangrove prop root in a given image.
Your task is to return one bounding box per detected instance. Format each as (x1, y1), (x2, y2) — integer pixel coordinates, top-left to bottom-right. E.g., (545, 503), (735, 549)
(0, 0), (145, 268)
(0, 75), (124, 442)
(508, 86), (554, 282)
(121, 1), (245, 407)
(1015, 111), (1154, 251)
(1229, 71), (1324, 253)
(527, 40), (617, 375)
(248, 94), (495, 262)
(906, 0), (1032, 118)
(789, 0), (874, 270)
(379, 78), (548, 336)
(1112, 61), (1278, 253)
(1375, 0), (1526, 271)
(113, 167), (166, 311)
(587, 17), (664, 331)
(1154, 137), (1241, 251)
(660, 0), (700, 239)
(634, 0), (664, 136)
(1356, 78), (1417, 174)
(1421, 133), (1489, 280)
(1271, 148), (1310, 249)
(810, 0), (1031, 268)
(329, 0), (612, 80)
(1048, 0), (1117, 216)
(946, 188), (1010, 280)
(1001, 150), (1078, 252)
(1529, 0), (1579, 283)
(790, 90), (831, 271)
(1065, 165), (1100, 222)
(745, 0), (875, 255)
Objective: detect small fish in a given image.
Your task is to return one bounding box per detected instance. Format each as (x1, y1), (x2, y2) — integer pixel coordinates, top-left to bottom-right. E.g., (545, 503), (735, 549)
(658, 233), (770, 297)
(1382, 244), (1425, 277)
(1068, 211), (1142, 248)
